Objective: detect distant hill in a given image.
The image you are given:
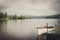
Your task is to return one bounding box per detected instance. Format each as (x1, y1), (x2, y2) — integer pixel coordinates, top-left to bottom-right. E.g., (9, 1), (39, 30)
(25, 14), (60, 19)
(46, 14), (60, 19)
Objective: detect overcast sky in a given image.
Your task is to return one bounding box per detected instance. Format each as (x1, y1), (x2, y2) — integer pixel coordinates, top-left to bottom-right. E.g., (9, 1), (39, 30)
(0, 0), (60, 16)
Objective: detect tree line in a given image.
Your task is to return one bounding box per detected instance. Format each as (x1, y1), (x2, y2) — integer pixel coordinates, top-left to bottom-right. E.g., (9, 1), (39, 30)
(0, 12), (32, 20)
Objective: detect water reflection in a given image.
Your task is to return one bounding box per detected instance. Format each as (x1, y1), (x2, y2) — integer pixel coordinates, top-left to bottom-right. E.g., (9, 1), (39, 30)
(0, 21), (7, 40)
(0, 21), (7, 32)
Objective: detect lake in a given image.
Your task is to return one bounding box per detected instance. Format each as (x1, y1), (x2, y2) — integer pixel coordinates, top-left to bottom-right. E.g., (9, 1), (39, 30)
(0, 19), (58, 40)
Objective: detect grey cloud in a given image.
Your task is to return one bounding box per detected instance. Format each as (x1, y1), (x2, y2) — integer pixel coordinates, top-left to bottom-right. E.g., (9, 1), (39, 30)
(5, 0), (59, 16)
(52, 0), (60, 14)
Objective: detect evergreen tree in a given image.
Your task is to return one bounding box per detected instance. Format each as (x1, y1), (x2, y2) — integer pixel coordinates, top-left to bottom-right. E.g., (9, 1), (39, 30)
(4, 12), (7, 19)
(0, 12), (4, 19)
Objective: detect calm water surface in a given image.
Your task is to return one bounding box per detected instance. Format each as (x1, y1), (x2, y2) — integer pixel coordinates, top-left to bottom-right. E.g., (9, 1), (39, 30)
(0, 19), (58, 40)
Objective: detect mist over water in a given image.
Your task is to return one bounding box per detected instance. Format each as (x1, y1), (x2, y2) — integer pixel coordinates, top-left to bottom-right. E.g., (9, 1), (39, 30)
(0, 19), (58, 40)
